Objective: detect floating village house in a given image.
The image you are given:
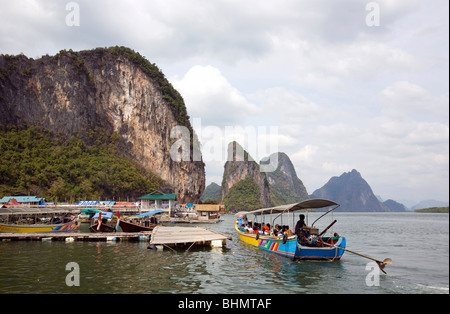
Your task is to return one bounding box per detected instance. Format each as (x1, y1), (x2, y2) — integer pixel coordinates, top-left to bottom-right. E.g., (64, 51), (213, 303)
(0, 196), (45, 207)
(138, 191), (176, 216)
(195, 204), (221, 221)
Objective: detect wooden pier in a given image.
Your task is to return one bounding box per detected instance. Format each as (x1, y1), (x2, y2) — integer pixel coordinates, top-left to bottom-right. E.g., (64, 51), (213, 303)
(1, 226), (232, 251)
(0, 231), (152, 242)
(149, 226), (232, 250)
(0, 206), (151, 217)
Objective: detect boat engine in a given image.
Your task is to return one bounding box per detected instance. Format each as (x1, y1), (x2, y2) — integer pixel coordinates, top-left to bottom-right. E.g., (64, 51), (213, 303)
(307, 235), (317, 246)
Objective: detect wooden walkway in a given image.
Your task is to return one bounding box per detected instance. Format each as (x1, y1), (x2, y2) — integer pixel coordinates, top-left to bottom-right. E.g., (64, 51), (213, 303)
(0, 231), (151, 242)
(150, 226), (231, 249)
(0, 226), (232, 250)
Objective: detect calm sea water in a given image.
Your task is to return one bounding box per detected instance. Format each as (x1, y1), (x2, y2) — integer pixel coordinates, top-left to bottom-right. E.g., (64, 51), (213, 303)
(0, 212), (448, 294)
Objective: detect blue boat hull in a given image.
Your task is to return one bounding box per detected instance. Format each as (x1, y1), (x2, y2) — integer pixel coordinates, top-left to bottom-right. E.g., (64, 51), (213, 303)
(236, 225), (346, 260)
(295, 237), (346, 260)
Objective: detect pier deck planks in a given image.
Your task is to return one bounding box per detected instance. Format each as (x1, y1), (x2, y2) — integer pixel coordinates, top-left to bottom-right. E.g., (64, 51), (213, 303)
(0, 231), (152, 241)
(150, 226), (231, 245)
(1, 226), (232, 246)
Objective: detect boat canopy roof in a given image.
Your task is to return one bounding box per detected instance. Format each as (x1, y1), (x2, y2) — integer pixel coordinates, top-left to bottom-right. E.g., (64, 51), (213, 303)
(93, 211), (113, 219)
(236, 199), (339, 217)
(79, 208), (103, 214)
(127, 209), (165, 219)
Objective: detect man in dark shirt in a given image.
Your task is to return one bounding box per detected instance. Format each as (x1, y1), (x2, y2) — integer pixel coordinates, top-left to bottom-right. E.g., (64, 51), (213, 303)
(294, 214), (306, 235)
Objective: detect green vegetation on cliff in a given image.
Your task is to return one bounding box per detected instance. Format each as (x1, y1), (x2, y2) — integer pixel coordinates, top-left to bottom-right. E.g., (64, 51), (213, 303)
(222, 176), (263, 211)
(0, 124), (165, 202)
(0, 47), (204, 203)
(200, 182), (221, 203)
(414, 207), (449, 213)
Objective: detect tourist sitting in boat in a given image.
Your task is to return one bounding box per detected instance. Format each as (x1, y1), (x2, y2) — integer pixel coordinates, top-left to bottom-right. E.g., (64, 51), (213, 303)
(283, 225), (294, 236)
(237, 215), (248, 227)
(263, 224), (270, 235)
(237, 215), (244, 228)
(245, 221), (253, 233)
(257, 223), (265, 234)
(272, 225), (277, 235)
(272, 224), (282, 236)
(256, 223), (265, 234)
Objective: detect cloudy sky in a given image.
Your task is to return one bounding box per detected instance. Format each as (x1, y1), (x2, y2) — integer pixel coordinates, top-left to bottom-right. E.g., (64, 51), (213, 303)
(1, 0), (448, 205)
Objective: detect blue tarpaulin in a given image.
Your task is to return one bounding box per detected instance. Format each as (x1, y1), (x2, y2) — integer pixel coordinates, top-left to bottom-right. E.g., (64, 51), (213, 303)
(77, 201), (99, 206)
(93, 212), (113, 219)
(129, 209), (165, 219)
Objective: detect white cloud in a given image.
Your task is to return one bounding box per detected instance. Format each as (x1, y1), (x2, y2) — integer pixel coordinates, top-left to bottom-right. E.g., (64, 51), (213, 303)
(248, 87), (327, 125)
(291, 145), (319, 165)
(278, 39), (418, 92)
(172, 65), (260, 126)
(0, 0), (448, 203)
(380, 81), (449, 119)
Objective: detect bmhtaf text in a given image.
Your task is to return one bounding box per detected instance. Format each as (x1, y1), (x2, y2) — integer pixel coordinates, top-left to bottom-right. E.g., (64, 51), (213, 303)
(178, 298), (272, 311)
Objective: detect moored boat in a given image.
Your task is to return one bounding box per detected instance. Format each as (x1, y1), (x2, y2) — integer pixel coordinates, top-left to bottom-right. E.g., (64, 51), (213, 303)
(235, 199), (346, 260)
(88, 211), (116, 233)
(118, 219), (155, 232)
(78, 208), (105, 223)
(89, 222), (116, 233)
(118, 209), (164, 232)
(0, 218), (81, 233)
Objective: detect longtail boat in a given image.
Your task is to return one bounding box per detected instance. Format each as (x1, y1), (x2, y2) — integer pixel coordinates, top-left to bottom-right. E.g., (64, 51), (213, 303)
(89, 222), (116, 233)
(118, 220), (155, 232)
(118, 209), (164, 232)
(0, 218), (81, 233)
(235, 199), (346, 261)
(79, 208), (104, 223)
(89, 211), (116, 233)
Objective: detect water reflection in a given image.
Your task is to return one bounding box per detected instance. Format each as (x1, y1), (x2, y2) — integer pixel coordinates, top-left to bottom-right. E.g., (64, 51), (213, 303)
(1, 213), (448, 294)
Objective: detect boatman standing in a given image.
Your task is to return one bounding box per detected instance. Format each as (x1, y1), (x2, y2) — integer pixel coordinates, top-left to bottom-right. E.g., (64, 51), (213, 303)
(295, 214), (312, 245)
(294, 214), (307, 235)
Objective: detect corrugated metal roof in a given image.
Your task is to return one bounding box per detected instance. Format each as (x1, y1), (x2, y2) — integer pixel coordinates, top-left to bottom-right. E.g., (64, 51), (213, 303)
(0, 196), (45, 203)
(138, 192), (176, 200)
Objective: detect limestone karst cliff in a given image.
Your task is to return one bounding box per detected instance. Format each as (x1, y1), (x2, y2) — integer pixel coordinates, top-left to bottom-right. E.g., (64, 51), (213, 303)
(219, 142), (271, 210)
(0, 47), (205, 202)
(264, 152), (310, 205)
(311, 169), (384, 212)
(219, 142), (309, 211)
